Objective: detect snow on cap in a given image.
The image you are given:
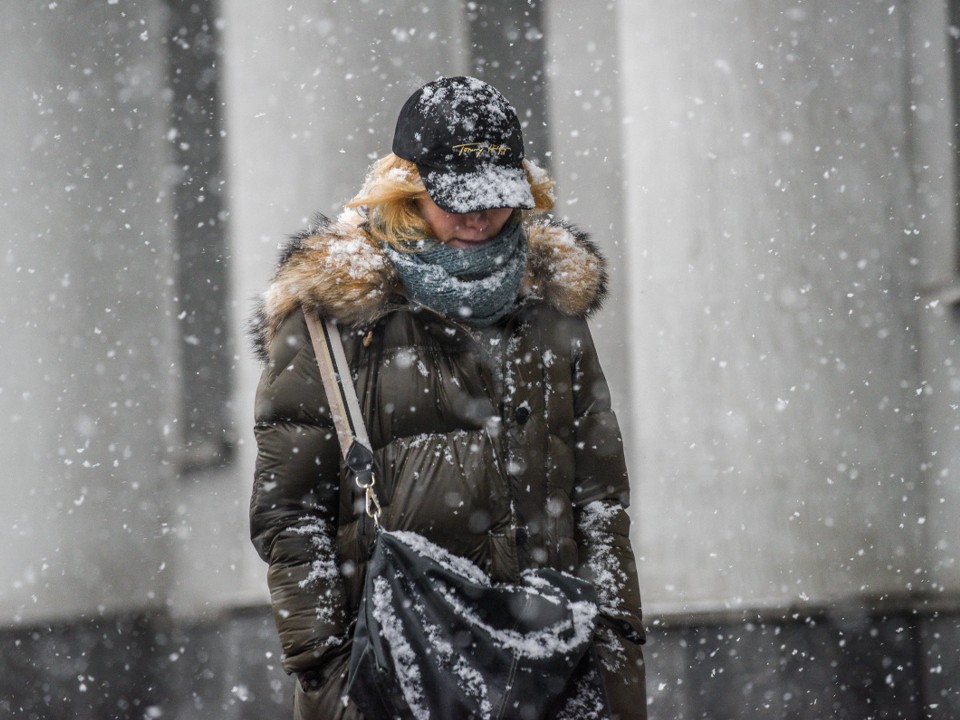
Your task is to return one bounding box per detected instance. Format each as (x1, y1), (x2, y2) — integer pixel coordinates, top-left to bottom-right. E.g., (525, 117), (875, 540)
(392, 76), (535, 214)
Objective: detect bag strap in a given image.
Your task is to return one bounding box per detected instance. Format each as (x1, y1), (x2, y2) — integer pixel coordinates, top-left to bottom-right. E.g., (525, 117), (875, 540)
(302, 306), (382, 525)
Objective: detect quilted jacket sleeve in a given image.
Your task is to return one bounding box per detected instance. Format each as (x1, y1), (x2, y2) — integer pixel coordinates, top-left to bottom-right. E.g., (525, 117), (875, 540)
(250, 310), (351, 676)
(567, 319), (647, 717)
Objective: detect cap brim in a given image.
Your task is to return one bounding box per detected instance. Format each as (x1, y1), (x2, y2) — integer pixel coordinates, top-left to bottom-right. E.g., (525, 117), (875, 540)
(420, 164), (535, 213)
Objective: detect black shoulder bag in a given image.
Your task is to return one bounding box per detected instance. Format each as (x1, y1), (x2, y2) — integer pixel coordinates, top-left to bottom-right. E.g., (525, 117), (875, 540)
(303, 307), (602, 720)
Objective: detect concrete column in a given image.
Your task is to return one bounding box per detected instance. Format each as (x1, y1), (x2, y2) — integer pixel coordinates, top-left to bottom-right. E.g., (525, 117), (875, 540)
(617, 0), (927, 611)
(908, 0), (960, 598)
(0, 1), (177, 622)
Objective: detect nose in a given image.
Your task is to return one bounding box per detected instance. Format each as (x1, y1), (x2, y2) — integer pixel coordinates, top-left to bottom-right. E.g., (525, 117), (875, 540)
(459, 211), (489, 229)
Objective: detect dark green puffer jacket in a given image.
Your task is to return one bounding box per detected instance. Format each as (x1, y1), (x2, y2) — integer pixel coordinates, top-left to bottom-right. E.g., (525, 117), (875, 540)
(250, 210), (646, 719)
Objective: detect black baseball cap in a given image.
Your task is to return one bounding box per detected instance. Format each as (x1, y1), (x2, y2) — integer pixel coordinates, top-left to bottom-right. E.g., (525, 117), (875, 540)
(392, 76), (535, 214)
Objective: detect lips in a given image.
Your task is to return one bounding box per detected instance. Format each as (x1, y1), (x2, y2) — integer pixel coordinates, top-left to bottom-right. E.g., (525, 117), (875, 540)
(448, 237), (492, 248)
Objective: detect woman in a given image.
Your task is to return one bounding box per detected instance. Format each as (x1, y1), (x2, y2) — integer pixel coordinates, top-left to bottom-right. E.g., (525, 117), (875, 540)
(250, 76), (646, 719)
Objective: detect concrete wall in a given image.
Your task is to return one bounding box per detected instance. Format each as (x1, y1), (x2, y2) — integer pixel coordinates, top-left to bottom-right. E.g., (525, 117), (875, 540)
(2, 0), (959, 717)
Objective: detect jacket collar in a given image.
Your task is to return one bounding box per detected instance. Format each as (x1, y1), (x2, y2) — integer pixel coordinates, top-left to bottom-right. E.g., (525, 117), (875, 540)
(250, 208), (608, 361)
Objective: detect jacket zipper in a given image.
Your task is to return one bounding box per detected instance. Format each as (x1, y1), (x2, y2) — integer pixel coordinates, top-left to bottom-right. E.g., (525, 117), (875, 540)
(412, 305), (525, 578)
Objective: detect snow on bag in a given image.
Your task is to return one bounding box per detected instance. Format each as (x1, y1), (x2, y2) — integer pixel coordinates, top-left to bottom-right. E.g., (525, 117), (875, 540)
(345, 528), (600, 720)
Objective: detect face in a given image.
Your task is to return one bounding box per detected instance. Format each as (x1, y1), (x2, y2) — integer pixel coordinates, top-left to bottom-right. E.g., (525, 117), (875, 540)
(416, 195), (514, 249)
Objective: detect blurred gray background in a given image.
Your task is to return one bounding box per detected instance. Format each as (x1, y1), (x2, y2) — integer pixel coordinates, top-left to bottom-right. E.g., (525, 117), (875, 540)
(2, 1), (959, 718)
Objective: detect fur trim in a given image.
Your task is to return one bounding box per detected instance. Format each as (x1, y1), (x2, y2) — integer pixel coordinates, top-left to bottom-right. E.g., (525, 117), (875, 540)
(249, 213), (398, 361)
(521, 217), (608, 317)
(250, 213), (607, 360)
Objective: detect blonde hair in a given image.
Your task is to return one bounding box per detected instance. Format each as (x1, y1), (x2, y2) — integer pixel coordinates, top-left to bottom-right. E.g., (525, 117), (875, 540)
(346, 153), (556, 250)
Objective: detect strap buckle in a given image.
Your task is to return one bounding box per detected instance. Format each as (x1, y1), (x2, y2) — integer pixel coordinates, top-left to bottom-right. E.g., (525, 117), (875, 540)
(354, 469), (382, 525)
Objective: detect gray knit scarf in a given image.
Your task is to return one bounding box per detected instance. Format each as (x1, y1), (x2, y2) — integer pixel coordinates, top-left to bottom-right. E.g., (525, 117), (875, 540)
(383, 218), (527, 327)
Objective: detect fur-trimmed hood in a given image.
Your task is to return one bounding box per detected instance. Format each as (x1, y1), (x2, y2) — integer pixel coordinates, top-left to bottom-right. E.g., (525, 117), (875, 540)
(250, 209), (608, 360)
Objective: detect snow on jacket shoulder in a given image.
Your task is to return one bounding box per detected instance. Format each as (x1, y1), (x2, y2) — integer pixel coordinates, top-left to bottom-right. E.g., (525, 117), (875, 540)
(249, 211), (646, 719)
